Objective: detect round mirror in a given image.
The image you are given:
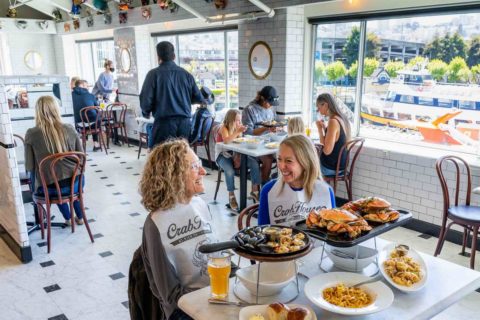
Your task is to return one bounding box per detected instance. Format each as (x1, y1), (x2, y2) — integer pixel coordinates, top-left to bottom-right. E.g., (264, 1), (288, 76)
(120, 48), (131, 73)
(24, 51), (43, 71)
(248, 41), (273, 80)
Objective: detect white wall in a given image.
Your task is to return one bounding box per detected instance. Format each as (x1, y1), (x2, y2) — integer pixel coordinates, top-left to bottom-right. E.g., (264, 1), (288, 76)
(4, 33), (58, 75)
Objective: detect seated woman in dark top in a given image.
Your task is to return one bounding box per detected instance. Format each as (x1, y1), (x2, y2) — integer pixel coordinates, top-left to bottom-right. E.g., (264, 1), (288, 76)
(24, 96), (85, 225)
(134, 139), (215, 320)
(315, 93), (351, 176)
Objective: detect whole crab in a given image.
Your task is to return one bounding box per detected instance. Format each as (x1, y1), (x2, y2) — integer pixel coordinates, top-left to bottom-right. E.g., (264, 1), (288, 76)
(306, 208), (372, 238)
(342, 197), (400, 224)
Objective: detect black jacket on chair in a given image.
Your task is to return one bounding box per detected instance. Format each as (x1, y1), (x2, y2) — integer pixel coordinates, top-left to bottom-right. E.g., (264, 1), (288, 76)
(72, 87), (99, 123)
(189, 107), (212, 144)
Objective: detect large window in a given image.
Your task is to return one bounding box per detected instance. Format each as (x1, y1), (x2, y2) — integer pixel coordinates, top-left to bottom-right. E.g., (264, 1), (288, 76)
(155, 29), (238, 117)
(76, 39), (115, 87)
(312, 11), (480, 154)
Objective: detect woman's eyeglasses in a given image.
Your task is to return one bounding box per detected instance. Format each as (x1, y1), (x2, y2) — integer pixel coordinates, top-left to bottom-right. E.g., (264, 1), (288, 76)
(190, 159), (203, 171)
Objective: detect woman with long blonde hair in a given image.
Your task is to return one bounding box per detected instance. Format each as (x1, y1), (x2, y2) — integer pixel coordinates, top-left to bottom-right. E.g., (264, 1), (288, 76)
(214, 109), (261, 211)
(25, 96), (85, 225)
(131, 139), (213, 320)
(258, 134), (335, 225)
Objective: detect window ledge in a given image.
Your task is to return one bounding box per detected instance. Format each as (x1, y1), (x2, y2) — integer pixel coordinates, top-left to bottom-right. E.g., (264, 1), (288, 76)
(360, 136), (480, 168)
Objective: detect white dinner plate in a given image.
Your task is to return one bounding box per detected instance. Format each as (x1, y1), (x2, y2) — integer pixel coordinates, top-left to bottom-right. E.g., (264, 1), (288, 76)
(239, 304), (317, 320)
(304, 272), (394, 316)
(378, 243), (428, 293)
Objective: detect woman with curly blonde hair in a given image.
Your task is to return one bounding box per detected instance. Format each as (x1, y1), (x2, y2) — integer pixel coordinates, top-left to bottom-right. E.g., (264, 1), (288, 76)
(131, 139), (213, 320)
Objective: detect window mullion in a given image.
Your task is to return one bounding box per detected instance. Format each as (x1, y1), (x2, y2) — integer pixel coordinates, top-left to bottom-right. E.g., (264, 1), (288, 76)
(353, 20), (367, 138)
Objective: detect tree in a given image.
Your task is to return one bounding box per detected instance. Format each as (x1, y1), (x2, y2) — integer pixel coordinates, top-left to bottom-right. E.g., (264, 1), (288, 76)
(427, 59), (448, 81)
(467, 36), (480, 67)
(448, 57), (468, 82)
(314, 61), (326, 83)
(407, 56), (427, 69)
(347, 58), (379, 79)
(343, 26), (380, 67)
(458, 68), (472, 83)
(425, 32), (466, 63)
(471, 64), (480, 84)
(325, 61), (347, 84)
(384, 60), (405, 78)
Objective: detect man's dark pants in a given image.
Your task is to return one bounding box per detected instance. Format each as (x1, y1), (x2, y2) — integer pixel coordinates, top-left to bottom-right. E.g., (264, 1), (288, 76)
(152, 117), (191, 147)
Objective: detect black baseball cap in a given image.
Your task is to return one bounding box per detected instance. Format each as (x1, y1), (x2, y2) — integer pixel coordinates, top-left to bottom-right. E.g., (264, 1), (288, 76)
(259, 86), (279, 106)
(201, 86), (215, 105)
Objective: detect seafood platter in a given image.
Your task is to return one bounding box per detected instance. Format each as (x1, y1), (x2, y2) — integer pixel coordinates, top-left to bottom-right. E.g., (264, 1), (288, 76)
(296, 197), (412, 247)
(199, 225), (312, 260)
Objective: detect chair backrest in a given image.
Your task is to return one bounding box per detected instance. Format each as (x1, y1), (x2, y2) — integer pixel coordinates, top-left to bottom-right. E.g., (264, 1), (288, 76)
(106, 103), (128, 123)
(200, 115), (214, 144)
(79, 106), (103, 131)
(436, 156), (472, 211)
(335, 137), (365, 178)
(37, 152), (86, 204)
(13, 134), (25, 147)
(237, 204), (259, 230)
(190, 108), (213, 144)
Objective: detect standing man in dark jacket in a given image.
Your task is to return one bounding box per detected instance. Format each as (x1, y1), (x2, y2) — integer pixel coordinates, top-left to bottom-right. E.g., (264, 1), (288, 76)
(140, 41), (205, 147)
(72, 80), (101, 151)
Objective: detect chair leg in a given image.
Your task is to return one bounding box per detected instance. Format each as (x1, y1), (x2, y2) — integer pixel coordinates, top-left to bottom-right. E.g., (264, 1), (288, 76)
(137, 137), (143, 160)
(46, 204), (52, 253)
(214, 170), (222, 201)
(70, 201), (75, 233)
(470, 226), (478, 269)
(205, 144), (212, 169)
(124, 125), (130, 147)
(462, 227), (469, 254)
(332, 179), (338, 196)
(81, 133), (86, 153)
(346, 175), (353, 201)
(435, 221), (453, 257)
(99, 130), (108, 155)
(37, 204), (45, 239)
(80, 198), (94, 243)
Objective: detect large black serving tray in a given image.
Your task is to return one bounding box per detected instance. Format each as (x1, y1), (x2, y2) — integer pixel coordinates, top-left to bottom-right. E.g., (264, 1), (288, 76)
(295, 209), (412, 248)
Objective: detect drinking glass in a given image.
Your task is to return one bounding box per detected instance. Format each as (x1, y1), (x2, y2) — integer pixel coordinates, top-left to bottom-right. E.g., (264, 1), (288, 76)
(305, 126), (311, 137)
(207, 252), (231, 299)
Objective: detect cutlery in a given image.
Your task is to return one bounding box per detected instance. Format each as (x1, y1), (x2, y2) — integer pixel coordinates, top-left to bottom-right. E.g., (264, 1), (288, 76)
(208, 298), (251, 307)
(352, 276), (382, 288)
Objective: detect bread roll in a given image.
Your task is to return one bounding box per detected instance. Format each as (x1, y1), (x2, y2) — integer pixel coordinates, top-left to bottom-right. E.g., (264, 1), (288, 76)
(267, 302), (289, 320)
(287, 307), (312, 320)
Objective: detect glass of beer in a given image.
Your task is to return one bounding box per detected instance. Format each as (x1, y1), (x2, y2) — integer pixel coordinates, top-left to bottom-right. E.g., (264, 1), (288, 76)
(207, 252), (231, 299)
(305, 126), (311, 137)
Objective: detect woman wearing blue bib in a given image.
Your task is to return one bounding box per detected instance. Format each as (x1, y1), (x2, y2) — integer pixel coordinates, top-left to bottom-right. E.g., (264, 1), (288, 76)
(258, 134), (335, 226)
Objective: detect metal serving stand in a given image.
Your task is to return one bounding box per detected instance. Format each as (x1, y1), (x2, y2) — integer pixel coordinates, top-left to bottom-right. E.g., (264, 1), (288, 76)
(233, 241), (313, 304)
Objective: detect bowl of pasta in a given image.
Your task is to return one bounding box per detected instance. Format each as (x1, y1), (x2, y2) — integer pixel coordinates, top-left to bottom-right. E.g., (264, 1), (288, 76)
(378, 243), (427, 292)
(304, 272), (394, 315)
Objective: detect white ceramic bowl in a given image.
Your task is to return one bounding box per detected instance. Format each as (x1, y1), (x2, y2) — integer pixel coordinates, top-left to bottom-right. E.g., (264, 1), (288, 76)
(325, 245), (377, 272)
(245, 140), (262, 149)
(235, 261), (296, 296)
(269, 131), (287, 142)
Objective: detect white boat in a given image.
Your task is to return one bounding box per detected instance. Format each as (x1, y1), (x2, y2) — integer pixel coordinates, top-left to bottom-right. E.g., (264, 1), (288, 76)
(362, 68), (480, 127)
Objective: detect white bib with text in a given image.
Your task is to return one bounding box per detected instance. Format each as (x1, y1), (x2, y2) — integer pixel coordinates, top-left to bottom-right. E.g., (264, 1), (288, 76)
(268, 180), (333, 226)
(151, 196), (215, 290)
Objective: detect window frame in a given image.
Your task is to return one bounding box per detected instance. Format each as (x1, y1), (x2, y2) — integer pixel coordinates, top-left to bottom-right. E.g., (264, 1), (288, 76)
(152, 27), (238, 112)
(309, 6), (480, 155)
(75, 38), (115, 87)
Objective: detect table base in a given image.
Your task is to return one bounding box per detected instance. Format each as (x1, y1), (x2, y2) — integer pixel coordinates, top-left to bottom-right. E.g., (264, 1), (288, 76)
(233, 280), (301, 305)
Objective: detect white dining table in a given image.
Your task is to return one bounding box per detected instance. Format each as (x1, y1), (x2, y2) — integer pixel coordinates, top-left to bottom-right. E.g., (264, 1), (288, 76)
(178, 239), (480, 320)
(216, 141), (278, 210)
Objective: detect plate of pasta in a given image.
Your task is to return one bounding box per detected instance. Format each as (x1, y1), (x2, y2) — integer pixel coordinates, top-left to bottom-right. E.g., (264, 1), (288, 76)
(378, 243), (427, 292)
(304, 272), (394, 315)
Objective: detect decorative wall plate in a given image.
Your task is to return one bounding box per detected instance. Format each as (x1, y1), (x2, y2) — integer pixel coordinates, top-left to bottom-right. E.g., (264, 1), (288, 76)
(64, 22), (71, 32)
(37, 20), (49, 30)
(141, 6), (151, 20)
(15, 20), (28, 30)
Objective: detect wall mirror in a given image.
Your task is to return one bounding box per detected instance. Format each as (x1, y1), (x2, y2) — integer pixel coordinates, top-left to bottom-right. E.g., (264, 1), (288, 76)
(248, 41), (273, 80)
(24, 51), (43, 71)
(120, 48), (131, 73)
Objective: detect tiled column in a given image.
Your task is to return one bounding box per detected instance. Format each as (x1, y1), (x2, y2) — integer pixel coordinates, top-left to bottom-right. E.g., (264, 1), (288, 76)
(238, 7), (305, 118)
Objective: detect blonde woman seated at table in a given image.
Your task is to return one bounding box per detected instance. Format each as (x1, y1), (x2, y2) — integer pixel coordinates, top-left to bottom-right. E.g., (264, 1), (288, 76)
(287, 116), (305, 136)
(258, 134), (335, 226)
(215, 109), (262, 210)
(132, 140), (215, 320)
(315, 93), (351, 177)
(24, 96), (85, 225)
